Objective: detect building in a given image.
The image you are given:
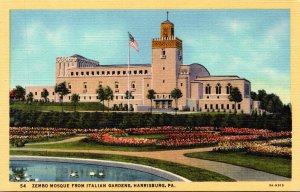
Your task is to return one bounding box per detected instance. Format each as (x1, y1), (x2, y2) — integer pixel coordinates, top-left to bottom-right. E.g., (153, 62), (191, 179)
(26, 16), (259, 114)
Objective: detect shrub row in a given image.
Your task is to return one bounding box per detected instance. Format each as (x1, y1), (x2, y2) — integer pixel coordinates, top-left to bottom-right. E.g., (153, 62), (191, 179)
(10, 109), (291, 132)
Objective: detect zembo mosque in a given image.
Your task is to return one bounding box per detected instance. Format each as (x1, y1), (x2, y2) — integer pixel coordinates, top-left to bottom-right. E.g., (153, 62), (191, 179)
(26, 15), (260, 114)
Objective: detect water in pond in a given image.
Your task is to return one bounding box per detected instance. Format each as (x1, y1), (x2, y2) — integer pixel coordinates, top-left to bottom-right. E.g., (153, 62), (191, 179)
(10, 160), (168, 182)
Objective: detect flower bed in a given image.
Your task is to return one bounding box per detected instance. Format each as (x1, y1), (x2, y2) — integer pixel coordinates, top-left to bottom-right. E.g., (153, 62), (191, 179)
(125, 126), (215, 135)
(248, 144), (291, 158)
(220, 127), (270, 135)
(213, 140), (291, 158)
(88, 129), (156, 146)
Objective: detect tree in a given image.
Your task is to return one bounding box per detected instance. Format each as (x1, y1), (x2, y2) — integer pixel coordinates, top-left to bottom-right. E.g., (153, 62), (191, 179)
(171, 88), (183, 114)
(265, 93), (283, 113)
(105, 86), (114, 112)
(124, 90), (132, 99)
(256, 89), (267, 109)
(9, 90), (16, 101)
(251, 91), (257, 100)
(228, 87), (243, 112)
(41, 88), (49, 102)
(54, 82), (70, 111)
(14, 85), (25, 101)
(26, 92), (34, 104)
(146, 89), (156, 113)
(96, 85), (106, 112)
(71, 93), (80, 112)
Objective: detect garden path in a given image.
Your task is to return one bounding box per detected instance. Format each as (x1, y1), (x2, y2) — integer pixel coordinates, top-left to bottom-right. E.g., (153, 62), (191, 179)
(12, 146), (290, 181)
(26, 136), (86, 145)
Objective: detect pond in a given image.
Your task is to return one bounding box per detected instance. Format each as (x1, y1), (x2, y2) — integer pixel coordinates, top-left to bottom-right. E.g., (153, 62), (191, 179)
(10, 156), (189, 182)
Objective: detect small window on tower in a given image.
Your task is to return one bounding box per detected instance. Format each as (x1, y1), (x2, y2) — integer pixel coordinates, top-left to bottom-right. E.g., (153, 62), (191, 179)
(161, 49), (166, 59)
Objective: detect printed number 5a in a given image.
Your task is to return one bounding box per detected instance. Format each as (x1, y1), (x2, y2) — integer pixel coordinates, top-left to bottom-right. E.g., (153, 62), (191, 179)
(20, 184), (26, 188)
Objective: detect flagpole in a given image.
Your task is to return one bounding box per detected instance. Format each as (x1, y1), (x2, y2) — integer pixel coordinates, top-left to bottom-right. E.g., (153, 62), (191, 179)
(128, 39), (130, 113)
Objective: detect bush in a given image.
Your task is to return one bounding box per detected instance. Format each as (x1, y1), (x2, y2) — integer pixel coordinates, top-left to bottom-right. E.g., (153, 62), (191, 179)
(9, 109), (292, 131)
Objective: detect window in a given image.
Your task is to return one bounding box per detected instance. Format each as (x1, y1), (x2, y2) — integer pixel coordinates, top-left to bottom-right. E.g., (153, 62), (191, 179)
(99, 81), (102, 87)
(144, 70), (148, 74)
(121, 96), (123, 99)
(112, 71), (115, 75)
(134, 70), (137, 74)
(132, 96), (134, 99)
(69, 96), (70, 100)
(245, 84), (250, 96)
(76, 72), (78, 76)
(205, 84), (211, 94)
(226, 83), (232, 94)
(227, 104), (229, 109)
(216, 104), (219, 109)
(139, 70), (143, 74)
(210, 104), (213, 109)
(147, 83), (149, 87)
(84, 96), (86, 100)
(163, 80), (165, 83)
(91, 71), (94, 75)
(238, 104), (241, 110)
(221, 104), (224, 109)
(68, 83), (71, 90)
(102, 71), (105, 75)
(131, 81), (135, 89)
(161, 49), (166, 59)
(181, 83), (183, 87)
(117, 71), (120, 75)
(81, 72), (84, 75)
(52, 92), (54, 95)
(123, 71), (126, 75)
(207, 96), (209, 99)
(115, 81), (119, 89)
(71, 72), (74, 76)
(83, 82), (87, 93)
(163, 67), (165, 70)
(216, 83), (221, 94)
(86, 71), (89, 75)
(116, 96), (118, 100)
(35, 92), (37, 95)
(205, 104), (207, 109)
(232, 104), (235, 109)
(107, 71), (110, 75)
(89, 96), (91, 100)
(97, 71), (99, 75)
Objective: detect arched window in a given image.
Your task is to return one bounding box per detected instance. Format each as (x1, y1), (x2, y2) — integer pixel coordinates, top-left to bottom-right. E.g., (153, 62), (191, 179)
(216, 83), (221, 94)
(115, 81), (119, 89)
(131, 81), (135, 89)
(226, 83), (232, 94)
(205, 84), (211, 94)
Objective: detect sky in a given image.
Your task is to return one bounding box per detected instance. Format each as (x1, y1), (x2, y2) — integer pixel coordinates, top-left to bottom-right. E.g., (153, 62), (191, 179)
(10, 10), (290, 104)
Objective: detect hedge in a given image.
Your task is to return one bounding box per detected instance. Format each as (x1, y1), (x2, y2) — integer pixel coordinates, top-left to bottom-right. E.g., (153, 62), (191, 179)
(10, 109), (291, 132)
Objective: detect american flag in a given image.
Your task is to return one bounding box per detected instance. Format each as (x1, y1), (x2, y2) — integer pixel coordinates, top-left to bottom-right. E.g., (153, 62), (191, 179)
(128, 32), (139, 52)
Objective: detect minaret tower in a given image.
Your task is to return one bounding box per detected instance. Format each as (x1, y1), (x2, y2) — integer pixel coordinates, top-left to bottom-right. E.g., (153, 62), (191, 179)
(151, 12), (183, 105)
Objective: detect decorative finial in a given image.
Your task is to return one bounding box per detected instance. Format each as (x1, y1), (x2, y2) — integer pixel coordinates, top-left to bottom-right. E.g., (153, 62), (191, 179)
(167, 11), (169, 20)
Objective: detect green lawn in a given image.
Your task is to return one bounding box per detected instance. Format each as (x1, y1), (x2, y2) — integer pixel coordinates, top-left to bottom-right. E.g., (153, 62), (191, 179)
(184, 151), (291, 178)
(28, 136), (77, 143)
(10, 150), (234, 182)
(22, 139), (161, 152)
(10, 101), (107, 112)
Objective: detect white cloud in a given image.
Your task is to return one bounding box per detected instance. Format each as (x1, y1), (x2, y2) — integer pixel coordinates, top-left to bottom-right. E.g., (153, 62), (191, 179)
(46, 27), (69, 45)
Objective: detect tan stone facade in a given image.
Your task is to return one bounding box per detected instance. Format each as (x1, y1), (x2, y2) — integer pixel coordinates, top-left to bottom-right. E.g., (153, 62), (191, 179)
(25, 18), (258, 114)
